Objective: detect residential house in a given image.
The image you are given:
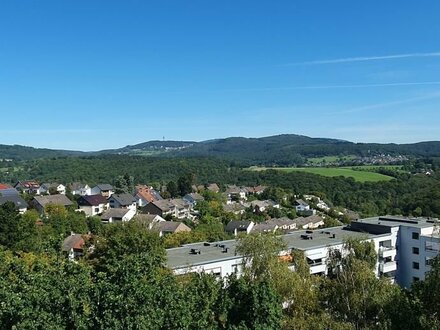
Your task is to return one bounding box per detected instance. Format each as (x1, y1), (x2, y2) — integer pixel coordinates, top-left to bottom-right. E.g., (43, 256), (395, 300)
(133, 214), (166, 229)
(40, 183), (66, 195)
(253, 185), (267, 195)
(70, 182), (91, 196)
(293, 215), (325, 230)
(108, 193), (137, 211)
(0, 194), (28, 214)
(225, 220), (255, 236)
(183, 193), (205, 206)
(266, 217), (297, 231)
(101, 208), (136, 223)
(294, 199), (310, 213)
(142, 199), (193, 219)
(143, 199), (176, 218)
(207, 183), (220, 193)
(135, 185), (163, 207)
(245, 185), (267, 195)
(247, 200), (280, 213)
(31, 195), (74, 213)
(152, 221), (192, 237)
(222, 202), (246, 215)
(251, 222), (278, 234)
(15, 181), (43, 195)
(170, 198), (193, 219)
(0, 184), (20, 197)
(77, 194), (109, 216)
(224, 185), (247, 203)
(90, 184), (114, 198)
(62, 234), (86, 261)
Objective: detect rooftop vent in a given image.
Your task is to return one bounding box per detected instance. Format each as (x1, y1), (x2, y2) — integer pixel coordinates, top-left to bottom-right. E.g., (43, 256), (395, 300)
(190, 248), (201, 255)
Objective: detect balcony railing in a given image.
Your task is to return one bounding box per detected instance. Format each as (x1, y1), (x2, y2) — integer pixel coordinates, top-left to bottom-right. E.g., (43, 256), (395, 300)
(379, 261), (397, 273)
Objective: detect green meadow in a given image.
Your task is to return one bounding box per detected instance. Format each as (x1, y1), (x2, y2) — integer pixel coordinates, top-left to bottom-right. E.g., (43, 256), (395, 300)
(249, 166), (395, 182)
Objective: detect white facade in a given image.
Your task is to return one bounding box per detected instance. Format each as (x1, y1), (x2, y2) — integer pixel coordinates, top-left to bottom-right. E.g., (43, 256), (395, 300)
(396, 224), (438, 287)
(72, 185), (91, 196)
(166, 216), (440, 288)
(79, 202), (108, 216)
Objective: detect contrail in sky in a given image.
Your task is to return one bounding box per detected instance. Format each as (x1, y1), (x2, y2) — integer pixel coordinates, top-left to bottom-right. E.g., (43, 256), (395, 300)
(221, 81), (440, 92)
(287, 52), (440, 65)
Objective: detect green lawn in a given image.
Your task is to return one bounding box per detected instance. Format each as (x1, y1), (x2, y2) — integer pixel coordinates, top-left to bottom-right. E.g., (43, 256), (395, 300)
(249, 166), (394, 182)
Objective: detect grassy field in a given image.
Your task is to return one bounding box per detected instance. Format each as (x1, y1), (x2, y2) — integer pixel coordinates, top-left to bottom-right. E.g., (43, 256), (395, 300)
(249, 166), (394, 182)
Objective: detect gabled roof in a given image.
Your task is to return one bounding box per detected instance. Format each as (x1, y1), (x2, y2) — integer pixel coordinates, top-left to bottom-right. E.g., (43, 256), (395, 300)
(0, 187), (19, 196)
(70, 182), (88, 191)
(15, 181), (40, 189)
(266, 217), (296, 227)
(293, 215), (324, 227)
(101, 208), (131, 220)
(207, 183), (220, 192)
(136, 189), (163, 203)
(62, 234), (85, 252)
(133, 214), (164, 226)
(94, 184), (114, 191)
(0, 195), (28, 209)
(295, 199), (309, 207)
(151, 199), (176, 212)
(183, 193), (205, 203)
(253, 185), (267, 193)
(78, 194), (108, 206)
(251, 222), (277, 233)
(33, 195), (73, 207)
(153, 221), (191, 233)
(222, 203), (246, 213)
(169, 198), (189, 209)
(0, 183), (12, 190)
(225, 185), (245, 194)
(41, 182), (64, 191)
(225, 220), (253, 232)
(109, 193), (136, 206)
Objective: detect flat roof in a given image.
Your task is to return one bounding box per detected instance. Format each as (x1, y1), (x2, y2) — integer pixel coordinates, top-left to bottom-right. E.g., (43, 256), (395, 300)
(166, 226), (379, 270)
(354, 216), (437, 229)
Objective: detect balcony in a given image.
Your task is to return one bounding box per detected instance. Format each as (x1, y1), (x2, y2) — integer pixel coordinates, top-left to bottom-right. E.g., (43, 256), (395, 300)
(310, 263), (326, 274)
(379, 246), (396, 259)
(425, 241), (439, 252)
(379, 261), (397, 273)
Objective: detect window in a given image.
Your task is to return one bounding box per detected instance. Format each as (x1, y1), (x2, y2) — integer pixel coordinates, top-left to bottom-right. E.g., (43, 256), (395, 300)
(412, 232), (419, 240)
(413, 262), (420, 270)
(426, 258), (433, 266)
(413, 277), (420, 282)
(412, 247), (420, 255)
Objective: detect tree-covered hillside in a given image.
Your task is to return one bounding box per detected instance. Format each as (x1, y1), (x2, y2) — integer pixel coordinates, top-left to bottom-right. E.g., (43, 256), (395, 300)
(2, 134), (440, 164)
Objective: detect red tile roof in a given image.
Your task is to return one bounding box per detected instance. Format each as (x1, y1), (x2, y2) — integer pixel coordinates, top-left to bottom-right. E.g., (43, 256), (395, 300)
(0, 184), (12, 190)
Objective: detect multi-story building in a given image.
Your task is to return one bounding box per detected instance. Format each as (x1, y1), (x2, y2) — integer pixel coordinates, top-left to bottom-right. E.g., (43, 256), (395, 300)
(166, 216), (439, 288)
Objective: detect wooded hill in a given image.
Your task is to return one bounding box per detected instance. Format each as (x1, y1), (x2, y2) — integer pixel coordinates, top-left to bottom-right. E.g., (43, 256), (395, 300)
(2, 134), (440, 165)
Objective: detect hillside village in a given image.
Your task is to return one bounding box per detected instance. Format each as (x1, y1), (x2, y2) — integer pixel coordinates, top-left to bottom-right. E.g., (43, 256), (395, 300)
(0, 178), (360, 258)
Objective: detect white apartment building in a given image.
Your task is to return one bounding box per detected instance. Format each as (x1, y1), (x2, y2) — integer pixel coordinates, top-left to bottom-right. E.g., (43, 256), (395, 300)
(166, 216), (439, 287)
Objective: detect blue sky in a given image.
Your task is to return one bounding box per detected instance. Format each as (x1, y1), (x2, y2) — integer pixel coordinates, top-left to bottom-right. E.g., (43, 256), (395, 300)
(1, 1), (439, 151)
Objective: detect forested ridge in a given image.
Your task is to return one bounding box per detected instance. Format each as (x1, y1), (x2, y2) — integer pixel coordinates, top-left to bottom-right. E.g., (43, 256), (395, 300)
(2, 134), (440, 165)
